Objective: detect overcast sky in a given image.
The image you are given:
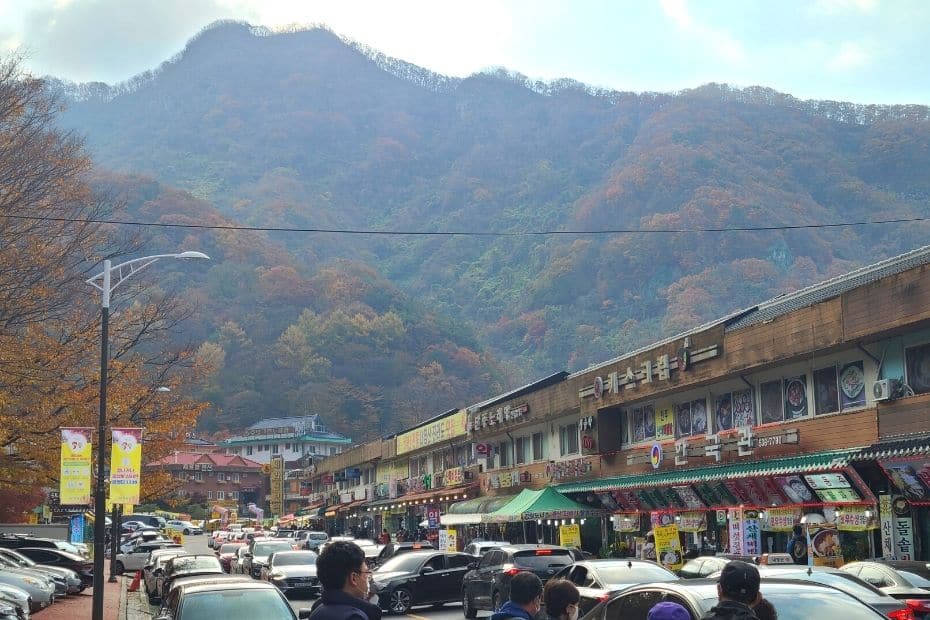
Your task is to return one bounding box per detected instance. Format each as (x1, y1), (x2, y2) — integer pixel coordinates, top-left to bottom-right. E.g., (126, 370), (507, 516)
(0, 0), (927, 105)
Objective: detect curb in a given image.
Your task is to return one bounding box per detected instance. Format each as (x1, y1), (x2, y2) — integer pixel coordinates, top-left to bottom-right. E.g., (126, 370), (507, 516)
(117, 575), (128, 620)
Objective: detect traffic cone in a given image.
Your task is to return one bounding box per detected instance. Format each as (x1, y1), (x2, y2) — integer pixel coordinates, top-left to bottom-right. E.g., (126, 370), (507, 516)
(128, 570), (141, 592)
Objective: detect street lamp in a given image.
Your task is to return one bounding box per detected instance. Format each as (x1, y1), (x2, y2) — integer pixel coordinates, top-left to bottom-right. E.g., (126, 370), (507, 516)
(86, 252), (208, 620)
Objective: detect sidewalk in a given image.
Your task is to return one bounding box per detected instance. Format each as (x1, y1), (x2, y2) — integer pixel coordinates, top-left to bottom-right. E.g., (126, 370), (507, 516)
(40, 566), (125, 620)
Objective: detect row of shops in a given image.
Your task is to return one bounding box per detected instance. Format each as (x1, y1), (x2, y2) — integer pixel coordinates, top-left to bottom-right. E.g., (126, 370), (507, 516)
(283, 246), (930, 566)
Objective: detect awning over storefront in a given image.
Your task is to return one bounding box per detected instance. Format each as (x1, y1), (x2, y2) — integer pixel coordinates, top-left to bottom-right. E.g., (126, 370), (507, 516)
(440, 494), (518, 525)
(485, 487), (605, 523)
(854, 434), (930, 505)
(338, 499), (368, 513)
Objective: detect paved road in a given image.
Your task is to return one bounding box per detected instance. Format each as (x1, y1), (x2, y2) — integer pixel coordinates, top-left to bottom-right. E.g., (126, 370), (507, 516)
(178, 535), (489, 619)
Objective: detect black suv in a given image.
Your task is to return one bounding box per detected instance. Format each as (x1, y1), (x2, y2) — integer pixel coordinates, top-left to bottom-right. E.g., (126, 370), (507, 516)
(461, 544), (576, 618)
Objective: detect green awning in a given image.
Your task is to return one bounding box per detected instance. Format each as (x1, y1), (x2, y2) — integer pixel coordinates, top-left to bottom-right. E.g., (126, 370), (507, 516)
(485, 487), (604, 522)
(447, 494), (517, 514)
(555, 448), (859, 494)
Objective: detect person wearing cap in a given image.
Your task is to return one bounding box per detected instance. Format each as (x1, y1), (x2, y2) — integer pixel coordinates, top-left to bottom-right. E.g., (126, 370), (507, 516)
(542, 578), (581, 620)
(702, 560), (760, 620)
(491, 572), (544, 620)
(649, 601), (692, 620)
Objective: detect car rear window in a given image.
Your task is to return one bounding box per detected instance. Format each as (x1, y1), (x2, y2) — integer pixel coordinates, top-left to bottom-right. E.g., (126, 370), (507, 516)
(253, 542), (294, 555)
(182, 589), (292, 618)
(513, 550), (573, 570)
(596, 563), (677, 584)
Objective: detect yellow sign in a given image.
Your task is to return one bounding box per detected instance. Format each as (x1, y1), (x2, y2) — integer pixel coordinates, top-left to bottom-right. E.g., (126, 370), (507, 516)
(109, 428), (142, 505)
(60, 428), (93, 505)
(377, 460), (410, 484)
(655, 407), (675, 440)
(270, 455), (285, 517)
(654, 524), (684, 571)
(837, 505), (878, 531)
(559, 524), (581, 548)
(396, 410), (467, 455)
(443, 467), (465, 487)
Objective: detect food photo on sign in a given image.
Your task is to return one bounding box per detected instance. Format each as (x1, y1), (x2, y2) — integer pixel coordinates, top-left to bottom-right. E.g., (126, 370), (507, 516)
(784, 376), (809, 419)
(881, 460), (930, 501)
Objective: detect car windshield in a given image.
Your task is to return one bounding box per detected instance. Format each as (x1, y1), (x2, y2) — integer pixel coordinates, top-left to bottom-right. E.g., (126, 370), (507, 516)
(513, 550), (574, 570)
(308, 533), (327, 540)
(596, 563), (677, 584)
(898, 570), (930, 587)
(378, 554), (428, 573)
(764, 571), (887, 599)
(272, 552), (317, 566)
(180, 588), (294, 619)
(253, 542), (294, 556)
(171, 557), (221, 572)
(220, 544), (244, 553)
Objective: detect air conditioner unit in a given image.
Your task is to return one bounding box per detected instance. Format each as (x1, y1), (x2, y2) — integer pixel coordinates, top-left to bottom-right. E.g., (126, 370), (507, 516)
(873, 379), (891, 402)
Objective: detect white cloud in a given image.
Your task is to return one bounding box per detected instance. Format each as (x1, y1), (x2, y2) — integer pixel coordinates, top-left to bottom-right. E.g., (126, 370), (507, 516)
(659, 0), (745, 65)
(825, 40), (872, 71)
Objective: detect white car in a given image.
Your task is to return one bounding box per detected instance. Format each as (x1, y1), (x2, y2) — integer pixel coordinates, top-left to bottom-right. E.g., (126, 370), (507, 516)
(165, 520), (203, 535)
(114, 541), (182, 575)
(120, 531), (169, 554)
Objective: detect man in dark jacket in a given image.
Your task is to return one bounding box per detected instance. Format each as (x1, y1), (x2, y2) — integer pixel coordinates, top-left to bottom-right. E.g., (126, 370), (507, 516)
(702, 560), (760, 620)
(309, 541), (382, 620)
(490, 572), (543, 620)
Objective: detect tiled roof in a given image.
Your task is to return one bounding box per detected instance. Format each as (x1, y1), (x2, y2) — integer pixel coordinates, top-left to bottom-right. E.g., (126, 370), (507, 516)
(148, 451), (262, 469)
(725, 245), (930, 332)
(248, 415), (321, 430)
(850, 434), (930, 461)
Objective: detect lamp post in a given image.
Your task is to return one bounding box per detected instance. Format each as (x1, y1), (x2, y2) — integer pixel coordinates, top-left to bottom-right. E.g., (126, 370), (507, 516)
(86, 252), (208, 620)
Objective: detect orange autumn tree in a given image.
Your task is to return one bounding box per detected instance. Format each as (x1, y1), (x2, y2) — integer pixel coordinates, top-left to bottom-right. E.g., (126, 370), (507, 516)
(0, 57), (216, 511)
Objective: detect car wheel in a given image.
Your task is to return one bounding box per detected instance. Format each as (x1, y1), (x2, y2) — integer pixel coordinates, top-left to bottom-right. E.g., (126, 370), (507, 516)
(492, 590), (502, 612)
(389, 588), (413, 615)
(463, 590), (477, 619)
(183, 529), (190, 535)
(113, 561), (124, 576)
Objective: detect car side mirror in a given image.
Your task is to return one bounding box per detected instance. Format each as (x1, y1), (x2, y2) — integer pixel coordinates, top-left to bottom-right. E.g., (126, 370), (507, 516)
(421, 566), (435, 574)
(298, 610), (313, 620)
(468, 562), (477, 570)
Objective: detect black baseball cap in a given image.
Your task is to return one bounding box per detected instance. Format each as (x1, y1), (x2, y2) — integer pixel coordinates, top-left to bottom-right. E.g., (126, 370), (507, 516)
(719, 560), (760, 603)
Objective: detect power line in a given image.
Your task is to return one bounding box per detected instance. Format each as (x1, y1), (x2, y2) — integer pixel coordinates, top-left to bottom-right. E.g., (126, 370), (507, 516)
(0, 212), (928, 236)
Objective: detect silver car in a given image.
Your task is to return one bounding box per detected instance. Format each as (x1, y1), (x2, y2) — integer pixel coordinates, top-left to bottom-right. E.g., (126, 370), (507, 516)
(0, 548), (82, 594)
(0, 582), (32, 620)
(0, 569), (54, 613)
(261, 551), (320, 597)
(0, 556), (65, 597)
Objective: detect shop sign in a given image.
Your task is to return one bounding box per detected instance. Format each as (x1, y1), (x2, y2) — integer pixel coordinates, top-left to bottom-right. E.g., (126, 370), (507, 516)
(612, 512), (640, 532)
(467, 403), (529, 434)
(651, 512), (675, 527)
(654, 524), (684, 570)
(438, 529), (457, 552)
(815, 488), (861, 503)
(474, 443), (492, 457)
(443, 467), (465, 487)
(547, 458), (593, 481)
(678, 511), (707, 532)
(559, 523), (581, 548)
(879, 495), (894, 558)
(673, 486), (706, 510)
(728, 508), (744, 555)
(880, 459), (930, 501)
(716, 510), (727, 525)
(811, 527), (843, 565)
(426, 507), (440, 528)
(837, 505), (876, 531)
(397, 410), (468, 455)
(579, 341), (721, 400)
(894, 517), (914, 560)
(743, 514), (762, 556)
(650, 443), (663, 470)
(498, 471), (514, 488)
(764, 508), (801, 532)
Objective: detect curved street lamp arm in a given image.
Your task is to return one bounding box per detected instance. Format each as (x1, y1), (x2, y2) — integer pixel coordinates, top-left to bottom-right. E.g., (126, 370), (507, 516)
(85, 254), (181, 295)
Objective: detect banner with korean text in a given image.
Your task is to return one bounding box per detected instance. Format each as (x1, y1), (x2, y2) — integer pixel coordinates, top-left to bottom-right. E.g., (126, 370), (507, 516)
(109, 428), (142, 505)
(60, 428), (93, 505)
(653, 524), (684, 571)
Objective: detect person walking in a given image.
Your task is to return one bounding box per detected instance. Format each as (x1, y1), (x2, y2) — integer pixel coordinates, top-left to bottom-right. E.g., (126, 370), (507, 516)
(309, 540), (382, 620)
(701, 560), (760, 620)
(542, 579), (580, 620)
(378, 529), (390, 545)
(490, 572), (543, 620)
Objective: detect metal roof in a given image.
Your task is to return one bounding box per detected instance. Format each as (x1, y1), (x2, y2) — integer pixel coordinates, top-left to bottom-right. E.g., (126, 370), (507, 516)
(725, 244), (930, 331)
(467, 371), (569, 412)
(248, 415), (322, 430)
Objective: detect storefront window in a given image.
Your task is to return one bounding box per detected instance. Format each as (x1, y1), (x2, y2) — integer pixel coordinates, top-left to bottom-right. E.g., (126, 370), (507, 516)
(560, 423), (579, 456)
(814, 366), (840, 415)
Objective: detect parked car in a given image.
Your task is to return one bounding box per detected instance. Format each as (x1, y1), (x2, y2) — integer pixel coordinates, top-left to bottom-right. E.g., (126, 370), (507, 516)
(122, 514), (167, 530)
(553, 559), (678, 615)
(583, 578), (889, 620)
(0, 552), (68, 597)
(876, 560), (930, 582)
(0, 547), (83, 593)
(463, 541), (509, 558)
(143, 550), (190, 604)
(302, 532), (329, 551)
(0, 567), (55, 613)
(676, 555), (734, 579)
(154, 555), (224, 602)
(842, 561), (930, 602)
(0, 582), (32, 620)
(375, 541), (436, 566)
(230, 546), (250, 575)
(165, 521), (203, 536)
(15, 547), (94, 587)
(119, 534), (173, 556)
(156, 579), (302, 620)
(216, 543), (247, 573)
(756, 566), (915, 619)
(242, 540), (298, 579)
(261, 550), (320, 598)
(114, 541), (183, 575)
(0, 536), (61, 552)
(462, 544), (576, 617)
(372, 550), (473, 615)
(0, 600), (20, 620)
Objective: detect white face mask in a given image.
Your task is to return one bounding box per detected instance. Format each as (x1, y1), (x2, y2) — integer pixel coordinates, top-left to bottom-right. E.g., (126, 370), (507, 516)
(567, 604), (579, 620)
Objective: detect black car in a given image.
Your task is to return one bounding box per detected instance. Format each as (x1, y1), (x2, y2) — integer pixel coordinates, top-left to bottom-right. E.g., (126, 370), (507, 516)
(372, 551), (473, 614)
(553, 559), (678, 615)
(15, 547), (94, 586)
(462, 544), (576, 618)
(584, 578), (888, 620)
(375, 541), (435, 566)
(157, 579), (301, 620)
(676, 556), (734, 579)
(0, 536), (61, 551)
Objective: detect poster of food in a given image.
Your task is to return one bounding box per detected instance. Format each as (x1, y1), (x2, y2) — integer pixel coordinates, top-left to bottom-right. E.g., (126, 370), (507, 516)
(811, 527), (843, 566)
(784, 376), (809, 419)
(642, 404), (656, 439)
(775, 475), (816, 504)
(732, 389), (755, 427)
(691, 399), (708, 434)
(881, 461), (930, 501)
(633, 408), (645, 443)
(905, 343), (930, 395)
(655, 406), (675, 440)
(651, 511), (675, 527)
(760, 380), (784, 424)
(838, 361), (866, 410)
(715, 393), (733, 431)
(676, 402), (692, 438)
(653, 524), (684, 570)
(813, 366), (839, 415)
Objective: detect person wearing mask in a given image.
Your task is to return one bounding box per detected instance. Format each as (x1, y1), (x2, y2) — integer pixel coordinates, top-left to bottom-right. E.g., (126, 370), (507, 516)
(702, 560), (760, 620)
(490, 572), (543, 620)
(309, 540), (381, 620)
(649, 601), (692, 620)
(542, 578), (580, 620)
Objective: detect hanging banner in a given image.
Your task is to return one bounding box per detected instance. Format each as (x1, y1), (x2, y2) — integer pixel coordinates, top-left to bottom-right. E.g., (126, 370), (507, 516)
(69, 514), (85, 544)
(879, 495), (894, 558)
(728, 508), (744, 555)
(109, 428), (142, 505)
(894, 517), (914, 560)
(810, 526), (843, 566)
(612, 513), (641, 532)
(60, 428), (93, 505)
(764, 508), (801, 532)
(837, 505), (877, 531)
(559, 524), (581, 548)
(438, 529), (457, 552)
(743, 513), (762, 556)
(678, 511), (707, 532)
(653, 524), (684, 570)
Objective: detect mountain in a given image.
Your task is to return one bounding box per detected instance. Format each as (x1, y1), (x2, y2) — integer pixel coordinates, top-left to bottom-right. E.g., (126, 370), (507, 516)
(50, 21), (930, 419)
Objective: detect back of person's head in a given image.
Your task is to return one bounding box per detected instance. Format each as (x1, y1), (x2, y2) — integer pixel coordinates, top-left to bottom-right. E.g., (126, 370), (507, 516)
(648, 601), (691, 620)
(718, 560), (760, 605)
(753, 597), (778, 620)
(543, 578), (579, 617)
(792, 525), (803, 537)
(316, 540), (366, 590)
(510, 571), (544, 606)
